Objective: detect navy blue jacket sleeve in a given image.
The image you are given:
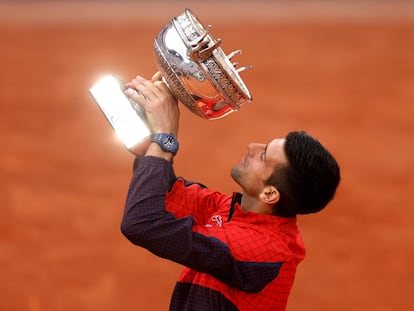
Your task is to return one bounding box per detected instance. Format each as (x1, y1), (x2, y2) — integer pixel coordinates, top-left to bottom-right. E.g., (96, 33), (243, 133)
(120, 156), (282, 293)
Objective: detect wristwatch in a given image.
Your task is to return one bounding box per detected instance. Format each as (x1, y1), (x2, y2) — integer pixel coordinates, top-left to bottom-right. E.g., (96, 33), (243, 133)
(151, 133), (179, 155)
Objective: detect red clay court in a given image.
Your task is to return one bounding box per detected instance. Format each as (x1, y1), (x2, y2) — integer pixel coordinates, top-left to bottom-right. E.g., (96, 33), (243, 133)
(1, 1), (413, 310)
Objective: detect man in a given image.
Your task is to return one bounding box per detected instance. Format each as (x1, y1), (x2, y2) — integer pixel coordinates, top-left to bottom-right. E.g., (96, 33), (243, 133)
(121, 73), (340, 310)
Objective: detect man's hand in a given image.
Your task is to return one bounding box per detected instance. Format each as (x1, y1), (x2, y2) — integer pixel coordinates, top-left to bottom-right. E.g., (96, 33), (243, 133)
(125, 73), (180, 160)
(125, 73), (179, 135)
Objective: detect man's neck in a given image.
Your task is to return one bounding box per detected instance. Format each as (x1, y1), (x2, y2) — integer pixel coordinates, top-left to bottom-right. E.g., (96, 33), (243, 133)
(240, 194), (272, 215)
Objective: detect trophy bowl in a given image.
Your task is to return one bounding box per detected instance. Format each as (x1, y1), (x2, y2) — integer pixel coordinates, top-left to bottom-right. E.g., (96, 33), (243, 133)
(154, 8), (252, 120)
(89, 9), (252, 154)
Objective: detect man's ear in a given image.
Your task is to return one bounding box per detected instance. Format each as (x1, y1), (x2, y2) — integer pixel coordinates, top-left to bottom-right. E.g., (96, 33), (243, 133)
(259, 185), (280, 205)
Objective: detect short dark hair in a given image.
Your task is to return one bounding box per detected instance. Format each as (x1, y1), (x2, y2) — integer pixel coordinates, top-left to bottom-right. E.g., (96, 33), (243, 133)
(266, 131), (340, 215)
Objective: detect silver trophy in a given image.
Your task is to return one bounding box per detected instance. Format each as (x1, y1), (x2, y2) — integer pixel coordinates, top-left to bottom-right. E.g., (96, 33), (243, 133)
(89, 9), (252, 155)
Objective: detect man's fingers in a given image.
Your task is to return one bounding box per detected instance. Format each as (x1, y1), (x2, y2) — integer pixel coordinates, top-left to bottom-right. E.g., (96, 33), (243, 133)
(127, 77), (156, 101)
(125, 74), (176, 107)
(151, 71), (162, 82)
(125, 88), (148, 103)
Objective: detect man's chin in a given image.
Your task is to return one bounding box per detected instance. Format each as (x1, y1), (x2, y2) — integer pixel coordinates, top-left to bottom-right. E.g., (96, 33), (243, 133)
(230, 167), (238, 180)
(230, 168), (242, 186)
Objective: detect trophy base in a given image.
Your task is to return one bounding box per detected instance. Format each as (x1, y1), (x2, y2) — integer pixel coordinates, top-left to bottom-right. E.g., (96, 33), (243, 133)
(89, 75), (151, 155)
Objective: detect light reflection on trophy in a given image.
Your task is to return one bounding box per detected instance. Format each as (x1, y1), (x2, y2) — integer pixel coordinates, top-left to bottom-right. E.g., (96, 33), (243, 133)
(89, 9), (252, 155)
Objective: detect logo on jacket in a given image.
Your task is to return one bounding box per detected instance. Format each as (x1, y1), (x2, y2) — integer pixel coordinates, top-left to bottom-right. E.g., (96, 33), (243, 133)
(211, 215), (223, 227)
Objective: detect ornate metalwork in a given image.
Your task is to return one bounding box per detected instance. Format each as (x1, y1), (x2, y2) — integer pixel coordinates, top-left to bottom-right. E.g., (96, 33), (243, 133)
(153, 9), (252, 119)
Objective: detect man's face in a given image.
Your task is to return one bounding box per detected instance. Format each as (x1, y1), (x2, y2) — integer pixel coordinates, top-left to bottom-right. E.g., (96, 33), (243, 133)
(231, 138), (288, 196)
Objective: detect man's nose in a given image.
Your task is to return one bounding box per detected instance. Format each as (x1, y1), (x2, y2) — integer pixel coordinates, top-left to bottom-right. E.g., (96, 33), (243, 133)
(247, 143), (261, 156)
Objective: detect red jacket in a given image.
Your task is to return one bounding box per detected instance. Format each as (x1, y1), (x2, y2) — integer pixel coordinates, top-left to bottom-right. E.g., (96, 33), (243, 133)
(121, 156), (306, 311)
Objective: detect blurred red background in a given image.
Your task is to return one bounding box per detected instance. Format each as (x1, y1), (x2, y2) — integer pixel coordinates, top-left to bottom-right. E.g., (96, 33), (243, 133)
(1, 1), (413, 310)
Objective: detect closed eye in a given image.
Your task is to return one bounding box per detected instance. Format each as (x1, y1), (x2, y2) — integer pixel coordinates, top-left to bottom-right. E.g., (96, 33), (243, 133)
(261, 144), (268, 162)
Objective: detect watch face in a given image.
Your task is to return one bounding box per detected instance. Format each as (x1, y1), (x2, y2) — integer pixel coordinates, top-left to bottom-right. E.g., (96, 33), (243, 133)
(163, 135), (178, 149)
(152, 133), (179, 154)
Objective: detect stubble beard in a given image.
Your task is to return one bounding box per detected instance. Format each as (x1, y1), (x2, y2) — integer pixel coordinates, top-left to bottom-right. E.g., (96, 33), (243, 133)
(230, 165), (242, 186)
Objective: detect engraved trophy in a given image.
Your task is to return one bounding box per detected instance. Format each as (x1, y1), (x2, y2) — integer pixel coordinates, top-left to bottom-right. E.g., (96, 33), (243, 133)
(89, 9), (252, 155)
